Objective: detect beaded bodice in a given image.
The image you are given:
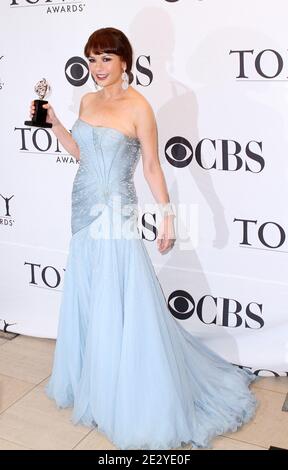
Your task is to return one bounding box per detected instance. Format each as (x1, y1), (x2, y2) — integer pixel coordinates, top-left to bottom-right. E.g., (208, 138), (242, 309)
(71, 118), (141, 236)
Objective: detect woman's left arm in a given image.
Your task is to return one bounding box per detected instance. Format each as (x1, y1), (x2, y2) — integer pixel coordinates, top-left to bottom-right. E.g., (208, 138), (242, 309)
(135, 99), (176, 254)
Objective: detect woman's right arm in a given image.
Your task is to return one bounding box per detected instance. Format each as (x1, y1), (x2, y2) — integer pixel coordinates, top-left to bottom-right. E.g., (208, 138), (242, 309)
(50, 118), (80, 161)
(29, 101), (80, 161)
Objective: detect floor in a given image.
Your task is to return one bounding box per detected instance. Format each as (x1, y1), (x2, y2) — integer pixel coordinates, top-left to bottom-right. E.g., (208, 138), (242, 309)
(0, 334), (287, 450)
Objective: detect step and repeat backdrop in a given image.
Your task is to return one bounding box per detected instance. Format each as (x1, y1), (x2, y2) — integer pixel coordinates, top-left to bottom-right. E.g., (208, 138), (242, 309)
(0, 0), (288, 376)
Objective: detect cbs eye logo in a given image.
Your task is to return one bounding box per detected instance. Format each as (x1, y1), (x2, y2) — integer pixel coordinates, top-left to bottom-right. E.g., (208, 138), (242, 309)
(165, 137), (193, 168)
(168, 290), (195, 320)
(65, 56), (89, 86)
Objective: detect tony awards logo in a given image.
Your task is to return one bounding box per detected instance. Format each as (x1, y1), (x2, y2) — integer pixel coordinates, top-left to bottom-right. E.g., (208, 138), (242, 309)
(24, 78), (52, 128)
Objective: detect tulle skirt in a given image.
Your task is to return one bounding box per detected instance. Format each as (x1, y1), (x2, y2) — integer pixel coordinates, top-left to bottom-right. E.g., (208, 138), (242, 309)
(46, 219), (258, 450)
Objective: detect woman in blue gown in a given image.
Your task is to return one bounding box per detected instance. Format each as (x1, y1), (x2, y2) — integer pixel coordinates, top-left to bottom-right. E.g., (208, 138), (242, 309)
(31, 27), (258, 450)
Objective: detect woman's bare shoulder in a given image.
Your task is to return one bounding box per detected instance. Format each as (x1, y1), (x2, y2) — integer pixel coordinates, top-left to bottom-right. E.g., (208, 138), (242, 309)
(80, 92), (96, 105)
(128, 86), (153, 112)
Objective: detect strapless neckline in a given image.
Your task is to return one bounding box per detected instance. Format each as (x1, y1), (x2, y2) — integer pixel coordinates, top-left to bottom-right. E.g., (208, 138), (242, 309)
(77, 118), (140, 143)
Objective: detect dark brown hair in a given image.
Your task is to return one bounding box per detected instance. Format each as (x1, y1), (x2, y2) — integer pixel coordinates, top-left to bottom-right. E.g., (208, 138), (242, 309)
(84, 27), (133, 80)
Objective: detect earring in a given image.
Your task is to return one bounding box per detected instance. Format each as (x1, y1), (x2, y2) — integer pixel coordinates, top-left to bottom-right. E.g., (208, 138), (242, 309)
(121, 70), (129, 90)
(92, 75), (100, 91)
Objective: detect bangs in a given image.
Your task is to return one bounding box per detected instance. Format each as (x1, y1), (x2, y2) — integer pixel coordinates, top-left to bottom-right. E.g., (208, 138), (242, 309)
(86, 45), (120, 57)
(84, 32), (123, 58)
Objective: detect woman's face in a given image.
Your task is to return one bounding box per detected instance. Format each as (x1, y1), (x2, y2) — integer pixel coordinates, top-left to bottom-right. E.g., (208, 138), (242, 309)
(87, 52), (126, 88)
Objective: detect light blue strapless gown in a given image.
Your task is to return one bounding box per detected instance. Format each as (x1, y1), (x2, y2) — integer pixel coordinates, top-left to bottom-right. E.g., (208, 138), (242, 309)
(45, 118), (258, 450)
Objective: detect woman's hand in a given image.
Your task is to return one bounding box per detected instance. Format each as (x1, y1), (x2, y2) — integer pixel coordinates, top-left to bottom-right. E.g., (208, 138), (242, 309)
(156, 215), (176, 254)
(29, 100), (60, 127)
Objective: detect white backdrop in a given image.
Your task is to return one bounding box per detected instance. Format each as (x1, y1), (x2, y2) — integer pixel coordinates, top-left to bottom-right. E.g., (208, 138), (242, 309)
(1, 0), (288, 376)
